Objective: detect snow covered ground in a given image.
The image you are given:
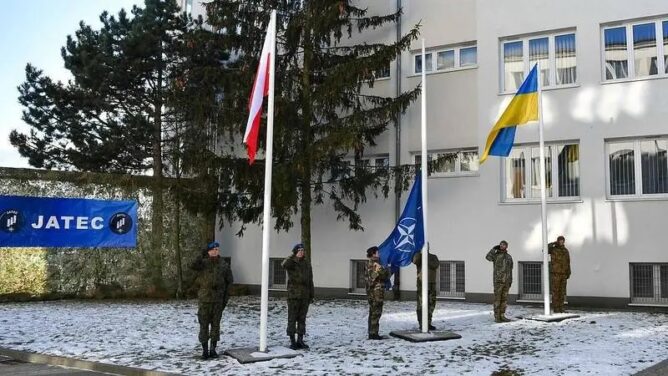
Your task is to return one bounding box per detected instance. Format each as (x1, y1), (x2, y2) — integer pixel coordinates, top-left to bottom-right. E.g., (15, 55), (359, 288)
(0, 296), (666, 375)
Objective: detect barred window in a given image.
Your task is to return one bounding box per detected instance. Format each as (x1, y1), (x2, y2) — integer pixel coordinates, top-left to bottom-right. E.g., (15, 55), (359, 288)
(607, 137), (668, 198)
(518, 262), (543, 301)
(439, 261), (465, 298)
(603, 17), (668, 81)
(630, 263), (668, 305)
(350, 260), (367, 294)
(269, 258), (287, 290)
(504, 143), (580, 201)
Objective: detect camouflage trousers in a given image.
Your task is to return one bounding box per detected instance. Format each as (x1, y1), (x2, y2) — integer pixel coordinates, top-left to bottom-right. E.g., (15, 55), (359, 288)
(198, 301), (225, 343)
(416, 283), (437, 327)
(493, 282), (511, 317)
(368, 294), (384, 336)
(551, 273), (568, 313)
(287, 298), (310, 336)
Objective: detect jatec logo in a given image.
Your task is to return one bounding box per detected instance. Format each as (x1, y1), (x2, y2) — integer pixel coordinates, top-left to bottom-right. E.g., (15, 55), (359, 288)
(0, 210), (22, 233)
(109, 212), (133, 235)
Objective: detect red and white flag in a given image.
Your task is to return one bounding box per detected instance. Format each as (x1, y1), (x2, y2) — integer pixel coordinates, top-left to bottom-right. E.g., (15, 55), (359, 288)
(243, 18), (274, 164)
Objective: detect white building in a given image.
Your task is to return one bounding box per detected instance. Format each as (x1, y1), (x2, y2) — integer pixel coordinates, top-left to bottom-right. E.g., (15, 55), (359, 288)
(205, 0), (668, 308)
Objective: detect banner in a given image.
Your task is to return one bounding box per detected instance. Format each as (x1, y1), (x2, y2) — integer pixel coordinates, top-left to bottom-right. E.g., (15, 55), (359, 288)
(0, 195), (137, 248)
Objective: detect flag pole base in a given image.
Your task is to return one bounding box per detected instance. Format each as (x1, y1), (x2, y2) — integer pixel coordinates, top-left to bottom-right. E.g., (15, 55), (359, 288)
(389, 329), (461, 343)
(524, 313), (580, 322)
(224, 346), (300, 364)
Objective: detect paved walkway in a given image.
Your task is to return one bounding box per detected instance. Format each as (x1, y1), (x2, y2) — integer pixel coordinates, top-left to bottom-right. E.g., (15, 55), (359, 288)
(634, 358), (668, 376)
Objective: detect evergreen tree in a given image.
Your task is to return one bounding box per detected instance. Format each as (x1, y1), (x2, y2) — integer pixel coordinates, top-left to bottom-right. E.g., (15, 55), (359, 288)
(10, 0), (215, 292)
(204, 0), (421, 259)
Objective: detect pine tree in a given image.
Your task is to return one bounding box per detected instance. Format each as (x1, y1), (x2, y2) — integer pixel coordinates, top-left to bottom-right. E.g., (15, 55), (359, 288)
(204, 0), (421, 259)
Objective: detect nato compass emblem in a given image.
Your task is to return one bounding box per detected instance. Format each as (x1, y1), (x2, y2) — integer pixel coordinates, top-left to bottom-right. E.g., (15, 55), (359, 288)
(109, 212), (133, 235)
(393, 217), (417, 253)
(0, 210), (22, 233)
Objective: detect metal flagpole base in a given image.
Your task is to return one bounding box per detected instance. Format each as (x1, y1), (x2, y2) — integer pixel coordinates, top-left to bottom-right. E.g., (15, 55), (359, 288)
(224, 346), (300, 364)
(524, 313), (580, 322)
(389, 329), (461, 343)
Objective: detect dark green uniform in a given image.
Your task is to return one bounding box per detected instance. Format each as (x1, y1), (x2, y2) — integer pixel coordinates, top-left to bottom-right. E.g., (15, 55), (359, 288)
(366, 257), (390, 337)
(486, 246), (513, 322)
(191, 255), (233, 343)
(548, 242), (571, 313)
(413, 252), (439, 328)
(282, 255), (314, 336)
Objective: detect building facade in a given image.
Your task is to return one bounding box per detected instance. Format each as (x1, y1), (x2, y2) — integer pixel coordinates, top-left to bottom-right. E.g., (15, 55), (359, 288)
(209, 0), (668, 308)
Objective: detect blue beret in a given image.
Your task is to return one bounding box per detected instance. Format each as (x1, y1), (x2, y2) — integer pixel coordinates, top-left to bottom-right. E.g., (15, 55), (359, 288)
(292, 243), (304, 253)
(207, 241), (220, 250)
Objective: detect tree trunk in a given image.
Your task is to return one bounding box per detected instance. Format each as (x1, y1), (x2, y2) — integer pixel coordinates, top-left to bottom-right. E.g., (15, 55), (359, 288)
(300, 10), (313, 262)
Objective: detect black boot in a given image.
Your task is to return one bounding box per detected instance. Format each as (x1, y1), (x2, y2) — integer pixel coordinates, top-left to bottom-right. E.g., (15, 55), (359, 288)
(200, 341), (209, 360)
(368, 334), (383, 340)
(428, 324), (436, 331)
(289, 334), (299, 350)
(209, 340), (218, 358)
(297, 334), (309, 349)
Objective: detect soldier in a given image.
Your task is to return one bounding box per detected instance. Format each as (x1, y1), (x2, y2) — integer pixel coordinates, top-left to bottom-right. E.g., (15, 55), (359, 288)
(485, 240), (513, 323)
(548, 235), (571, 313)
(366, 246), (391, 340)
(190, 241), (233, 359)
(282, 243), (314, 350)
(412, 248), (439, 330)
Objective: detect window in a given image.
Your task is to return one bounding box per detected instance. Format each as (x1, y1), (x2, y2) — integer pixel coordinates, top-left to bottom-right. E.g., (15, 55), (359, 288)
(414, 44), (477, 74)
(603, 18), (668, 80)
(184, 0), (193, 14)
(413, 149), (479, 177)
(518, 261), (543, 301)
(606, 137), (668, 198)
(439, 261), (465, 298)
(329, 155), (389, 182)
(502, 31), (576, 92)
(504, 143), (580, 201)
(630, 263), (668, 305)
(374, 64), (391, 79)
(350, 260), (367, 294)
(269, 258), (287, 290)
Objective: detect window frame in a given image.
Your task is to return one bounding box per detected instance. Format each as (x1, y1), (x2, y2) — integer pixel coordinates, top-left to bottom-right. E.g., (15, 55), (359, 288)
(269, 257), (288, 290)
(412, 148), (480, 178)
(500, 30), (577, 93)
(437, 260), (466, 299)
(518, 261), (544, 302)
(601, 17), (668, 82)
(349, 259), (368, 294)
(413, 44), (478, 74)
(629, 263), (668, 306)
(605, 136), (668, 200)
(501, 142), (581, 203)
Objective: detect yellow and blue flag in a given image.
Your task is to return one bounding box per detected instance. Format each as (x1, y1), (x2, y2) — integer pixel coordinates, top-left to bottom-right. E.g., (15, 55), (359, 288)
(480, 64), (539, 163)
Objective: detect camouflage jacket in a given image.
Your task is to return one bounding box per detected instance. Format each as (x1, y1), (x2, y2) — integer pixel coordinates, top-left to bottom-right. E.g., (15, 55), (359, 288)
(485, 246), (513, 285)
(366, 257), (390, 300)
(282, 255), (315, 300)
(413, 252), (440, 285)
(190, 256), (234, 303)
(548, 243), (571, 277)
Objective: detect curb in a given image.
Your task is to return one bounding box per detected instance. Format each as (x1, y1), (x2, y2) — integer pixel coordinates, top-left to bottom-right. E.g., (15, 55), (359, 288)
(0, 347), (181, 376)
(634, 359), (668, 376)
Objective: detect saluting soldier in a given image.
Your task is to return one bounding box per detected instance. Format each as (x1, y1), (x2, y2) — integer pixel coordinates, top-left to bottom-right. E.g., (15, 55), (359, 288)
(548, 235), (571, 313)
(412, 249), (440, 330)
(190, 241), (233, 359)
(282, 243), (315, 350)
(366, 246), (391, 340)
(485, 240), (513, 323)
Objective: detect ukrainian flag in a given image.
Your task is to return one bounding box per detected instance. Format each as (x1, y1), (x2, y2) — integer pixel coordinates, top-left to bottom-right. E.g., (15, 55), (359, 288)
(480, 64), (539, 163)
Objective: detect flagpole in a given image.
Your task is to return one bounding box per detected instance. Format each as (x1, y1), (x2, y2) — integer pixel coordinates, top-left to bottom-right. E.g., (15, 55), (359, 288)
(420, 38), (429, 333)
(536, 63), (551, 316)
(259, 9), (277, 352)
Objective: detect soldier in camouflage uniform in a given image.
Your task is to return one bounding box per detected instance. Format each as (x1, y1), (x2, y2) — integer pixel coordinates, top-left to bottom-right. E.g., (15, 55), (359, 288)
(366, 246), (390, 340)
(548, 235), (571, 313)
(486, 240), (513, 323)
(282, 243), (314, 350)
(190, 241), (234, 359)
(412, 249), (439, 330)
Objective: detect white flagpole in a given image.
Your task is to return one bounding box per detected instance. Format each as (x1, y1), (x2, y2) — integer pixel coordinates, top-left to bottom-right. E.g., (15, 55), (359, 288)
(259, 10), (277, 352)
(420, 38), (429, 333)
(536, 63), (551, 316)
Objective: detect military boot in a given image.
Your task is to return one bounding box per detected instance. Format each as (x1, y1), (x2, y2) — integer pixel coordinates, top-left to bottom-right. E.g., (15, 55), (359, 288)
(493, 308), (502, 323)
(209, 340), (218, 358)
(289, 334), (299, 350)
(200, 341), (209, 360)
(297, 334), (309, 349)
(368, 334), (383, 340)
(499, 315), (511, 323)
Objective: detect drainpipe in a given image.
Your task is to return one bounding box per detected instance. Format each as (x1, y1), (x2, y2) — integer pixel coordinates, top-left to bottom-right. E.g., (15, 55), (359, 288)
(392, 0), (402, 301)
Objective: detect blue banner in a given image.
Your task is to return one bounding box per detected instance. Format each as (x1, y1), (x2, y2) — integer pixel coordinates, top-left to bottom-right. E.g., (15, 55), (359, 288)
(0, 195), (137, 248)
(379, 175), (424, 274)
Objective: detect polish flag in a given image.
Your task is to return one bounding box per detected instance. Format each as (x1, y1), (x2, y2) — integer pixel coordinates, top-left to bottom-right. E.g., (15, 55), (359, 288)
(243, 22), (273, 164)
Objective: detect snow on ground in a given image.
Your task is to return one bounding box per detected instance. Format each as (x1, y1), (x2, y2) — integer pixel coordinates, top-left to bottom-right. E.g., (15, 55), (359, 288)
(0, 296), (666, 375)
